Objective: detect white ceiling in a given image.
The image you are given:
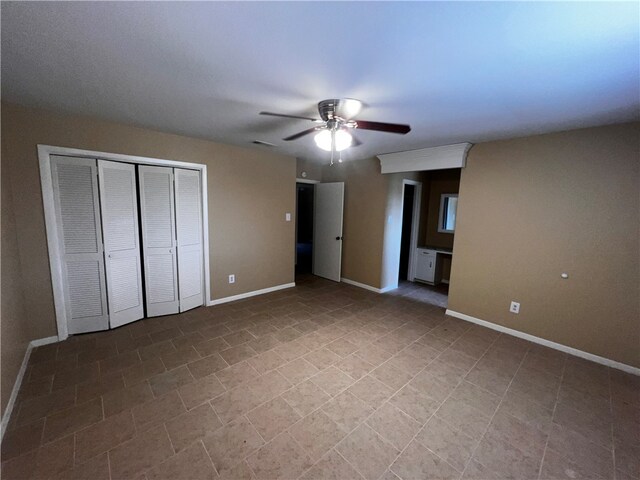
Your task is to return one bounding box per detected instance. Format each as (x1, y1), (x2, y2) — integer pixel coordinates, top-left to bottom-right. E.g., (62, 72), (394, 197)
(2, 2), (638, 162)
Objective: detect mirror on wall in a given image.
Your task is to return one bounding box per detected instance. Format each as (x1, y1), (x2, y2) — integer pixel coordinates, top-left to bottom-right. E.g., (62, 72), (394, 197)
(438, 194), (458, 233)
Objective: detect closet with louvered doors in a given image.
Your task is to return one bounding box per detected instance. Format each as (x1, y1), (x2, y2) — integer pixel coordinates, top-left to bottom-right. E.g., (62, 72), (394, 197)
(49, 155), (205, 334)
(138, 166), (205, 317)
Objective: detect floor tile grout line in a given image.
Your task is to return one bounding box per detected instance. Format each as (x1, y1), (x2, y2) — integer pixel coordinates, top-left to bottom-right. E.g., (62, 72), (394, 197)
(536, 352), (568, 480)
(200, 438), (222, 477)
(608, 367), (618, 480)
(107, 446), (113, 480)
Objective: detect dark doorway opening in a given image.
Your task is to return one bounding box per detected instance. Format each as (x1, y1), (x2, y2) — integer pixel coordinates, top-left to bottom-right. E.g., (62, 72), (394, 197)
(296, 183), (314, 274)
(399, 184), (415, 281)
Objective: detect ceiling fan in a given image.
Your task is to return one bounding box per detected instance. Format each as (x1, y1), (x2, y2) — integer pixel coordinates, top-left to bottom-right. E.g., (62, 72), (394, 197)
(260, 99), (411, 163)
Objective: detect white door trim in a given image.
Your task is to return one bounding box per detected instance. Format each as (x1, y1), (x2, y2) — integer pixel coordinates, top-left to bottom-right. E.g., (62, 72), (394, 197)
(402, 179), (422, 282)
(38, 144), (211, 341)
(296, 178), (320, 184)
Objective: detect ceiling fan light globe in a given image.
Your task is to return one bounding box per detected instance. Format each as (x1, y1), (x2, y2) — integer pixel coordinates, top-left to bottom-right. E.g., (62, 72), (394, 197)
(340, 98), (363, 119)
(314, 129), (353, 152)
(334, 129), (353, 151)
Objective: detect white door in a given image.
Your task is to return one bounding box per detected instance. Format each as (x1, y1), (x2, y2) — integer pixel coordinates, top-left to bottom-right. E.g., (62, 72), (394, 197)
(51, 156), (109, 334)
(98, 160), (144, 328)
(313, 182), (345, 282)
(175, 168), (204, 312)
(139, 166), (179, 317)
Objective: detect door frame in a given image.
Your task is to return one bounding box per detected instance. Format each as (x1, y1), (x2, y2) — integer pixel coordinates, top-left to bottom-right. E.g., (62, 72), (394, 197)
(38, 144), (211, 341)
(402, 179), (423, 283)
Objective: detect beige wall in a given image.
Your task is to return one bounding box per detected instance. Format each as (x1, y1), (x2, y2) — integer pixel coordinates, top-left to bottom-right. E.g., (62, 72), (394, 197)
(422, 169), (460, 250)
(1, 149), (33, 414)
(449, 122), (640, 368)
(1, 103), (296, 347)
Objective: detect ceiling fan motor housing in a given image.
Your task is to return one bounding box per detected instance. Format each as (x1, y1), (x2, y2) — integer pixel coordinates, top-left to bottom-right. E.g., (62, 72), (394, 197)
(318, 99), (341, 122)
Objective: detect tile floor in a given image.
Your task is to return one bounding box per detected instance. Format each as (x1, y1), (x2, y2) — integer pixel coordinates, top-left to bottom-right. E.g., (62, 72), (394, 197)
(1, 275), (638, 480)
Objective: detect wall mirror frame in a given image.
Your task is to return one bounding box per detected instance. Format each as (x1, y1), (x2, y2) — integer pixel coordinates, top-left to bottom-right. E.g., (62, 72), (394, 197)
(438, 193), (458, 234)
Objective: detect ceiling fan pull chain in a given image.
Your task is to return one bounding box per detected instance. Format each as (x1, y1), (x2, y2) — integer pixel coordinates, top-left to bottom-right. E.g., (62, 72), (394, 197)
(330, 130), (336, 165)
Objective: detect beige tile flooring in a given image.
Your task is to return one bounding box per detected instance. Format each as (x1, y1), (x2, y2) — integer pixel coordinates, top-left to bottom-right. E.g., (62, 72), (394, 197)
(2, 275), (638, 480)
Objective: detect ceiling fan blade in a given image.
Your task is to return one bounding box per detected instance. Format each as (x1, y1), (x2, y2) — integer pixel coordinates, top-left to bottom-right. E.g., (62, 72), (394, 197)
(283, 127), (319, 141)
(260, 111), (319, 122)
(355, 120), (411, 134)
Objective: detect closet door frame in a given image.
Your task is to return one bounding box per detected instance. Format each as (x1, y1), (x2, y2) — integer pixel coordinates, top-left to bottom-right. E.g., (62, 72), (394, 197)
(39, 144), (210, 341)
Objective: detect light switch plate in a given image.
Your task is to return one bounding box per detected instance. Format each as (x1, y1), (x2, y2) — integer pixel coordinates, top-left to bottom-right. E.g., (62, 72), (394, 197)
(285, 213), (291, 222)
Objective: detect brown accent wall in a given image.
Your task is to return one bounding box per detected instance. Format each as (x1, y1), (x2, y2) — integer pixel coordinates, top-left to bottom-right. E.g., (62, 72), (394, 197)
(422, 169), (461, 249)
(449, 122), (640, 367)
(1, 102), (296, 348)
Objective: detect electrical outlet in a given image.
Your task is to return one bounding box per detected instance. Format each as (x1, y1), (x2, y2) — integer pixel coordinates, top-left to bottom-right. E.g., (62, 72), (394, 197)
(510, 301), (520, 314)
(228, 274), (235, 284)
(285, 213), (291, 222)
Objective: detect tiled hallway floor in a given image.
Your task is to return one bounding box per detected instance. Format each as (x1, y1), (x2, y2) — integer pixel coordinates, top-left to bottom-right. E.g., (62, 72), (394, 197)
(2, 275), (638, 479)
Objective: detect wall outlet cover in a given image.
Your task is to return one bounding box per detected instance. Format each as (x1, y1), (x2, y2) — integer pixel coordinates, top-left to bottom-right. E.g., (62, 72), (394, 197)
(510, 301), (520, 314)
(228, 274), (235, 284)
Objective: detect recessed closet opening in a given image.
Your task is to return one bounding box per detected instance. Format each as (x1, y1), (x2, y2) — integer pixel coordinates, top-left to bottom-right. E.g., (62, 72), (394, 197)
(39, 145), (210, 341)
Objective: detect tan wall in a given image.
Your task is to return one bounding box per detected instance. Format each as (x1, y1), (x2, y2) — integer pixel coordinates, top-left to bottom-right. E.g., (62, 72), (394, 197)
(422, 169), (461, 250)
(1, 102), (296, 343)
(1, 149), (33, 414)
(322, 158), (388, 288)
(449, 122), (640, 367)
(296, 158), (323, 182)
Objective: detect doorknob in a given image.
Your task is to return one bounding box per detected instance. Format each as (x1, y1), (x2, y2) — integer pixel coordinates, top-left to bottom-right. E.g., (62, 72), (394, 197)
(335, 236), (342, 241)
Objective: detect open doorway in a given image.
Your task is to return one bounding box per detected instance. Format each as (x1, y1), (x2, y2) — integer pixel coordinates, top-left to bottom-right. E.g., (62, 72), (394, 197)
(395, 179), (422, 285)
(296, 182), (314, 274)
(399, 184), (415, 281)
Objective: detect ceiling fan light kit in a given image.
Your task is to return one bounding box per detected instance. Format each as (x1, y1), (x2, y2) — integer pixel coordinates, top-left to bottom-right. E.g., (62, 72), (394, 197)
(260, 98), (411, 162)
(314, 128), (353, 152)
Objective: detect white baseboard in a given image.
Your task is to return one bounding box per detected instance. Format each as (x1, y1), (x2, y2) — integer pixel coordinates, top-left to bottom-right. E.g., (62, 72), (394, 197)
(1, 335), (60, 441)
(208, 282), (296, 306)
(340, 278), (396, 294)
(30, 336), (59, 347)
(441, 279), (450, 285)
(445, 309), (640, 376)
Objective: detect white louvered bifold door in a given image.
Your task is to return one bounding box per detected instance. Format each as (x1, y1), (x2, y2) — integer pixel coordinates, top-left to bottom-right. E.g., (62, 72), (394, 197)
(98, 160), (144, 328)
(139, 166), (179, 317)
(174, 168), (205, 312)
(51, 156), (109, 334)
